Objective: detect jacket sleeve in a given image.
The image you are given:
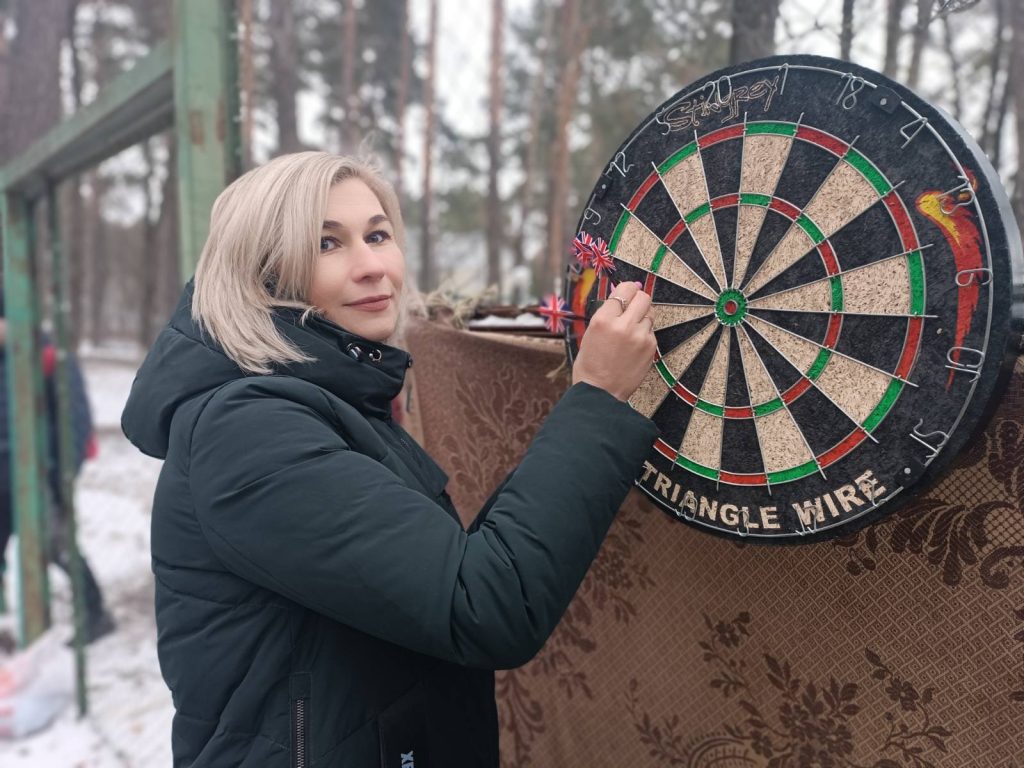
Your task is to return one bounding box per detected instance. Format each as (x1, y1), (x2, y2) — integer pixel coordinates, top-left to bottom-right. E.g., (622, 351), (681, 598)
(188, 381), (659, 669)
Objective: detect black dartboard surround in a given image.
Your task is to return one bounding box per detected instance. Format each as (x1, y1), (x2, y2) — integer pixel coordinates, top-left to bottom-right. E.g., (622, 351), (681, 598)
(565, 55), (1023, 543)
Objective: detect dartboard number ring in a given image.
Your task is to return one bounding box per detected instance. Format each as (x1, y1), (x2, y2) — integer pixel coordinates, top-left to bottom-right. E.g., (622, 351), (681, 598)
(566, 55), (1023, 543)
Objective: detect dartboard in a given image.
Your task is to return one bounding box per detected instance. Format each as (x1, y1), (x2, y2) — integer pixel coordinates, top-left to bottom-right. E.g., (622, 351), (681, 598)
(564, 55), (1023, 543)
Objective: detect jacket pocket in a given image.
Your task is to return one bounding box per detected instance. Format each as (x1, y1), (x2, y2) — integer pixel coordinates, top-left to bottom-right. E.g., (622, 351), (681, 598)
(290, 673), (311, 768)
(378, 681), (429, 768)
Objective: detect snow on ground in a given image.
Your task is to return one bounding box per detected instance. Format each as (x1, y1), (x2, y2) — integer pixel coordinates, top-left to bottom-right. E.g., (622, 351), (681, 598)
(0, 352), (172, 766)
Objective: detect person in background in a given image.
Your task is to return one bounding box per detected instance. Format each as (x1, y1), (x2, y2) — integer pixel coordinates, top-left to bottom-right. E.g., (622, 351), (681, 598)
(121, 152), (658, 766)
(0, 298), (114, 643)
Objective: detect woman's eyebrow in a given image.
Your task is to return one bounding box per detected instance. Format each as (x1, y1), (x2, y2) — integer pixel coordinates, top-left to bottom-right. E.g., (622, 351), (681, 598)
(321, 214), (390, 231)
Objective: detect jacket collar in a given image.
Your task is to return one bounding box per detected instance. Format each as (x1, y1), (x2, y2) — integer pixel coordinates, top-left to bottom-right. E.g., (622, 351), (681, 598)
(272, 308), (410, 420)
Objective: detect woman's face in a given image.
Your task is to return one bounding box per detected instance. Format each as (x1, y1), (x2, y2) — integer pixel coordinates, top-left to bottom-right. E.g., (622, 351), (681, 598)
(308, 178), (405, 343)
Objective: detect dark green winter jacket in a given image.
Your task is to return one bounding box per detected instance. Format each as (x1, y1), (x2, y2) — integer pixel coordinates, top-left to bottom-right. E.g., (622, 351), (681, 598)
(121, 282), (659, 767)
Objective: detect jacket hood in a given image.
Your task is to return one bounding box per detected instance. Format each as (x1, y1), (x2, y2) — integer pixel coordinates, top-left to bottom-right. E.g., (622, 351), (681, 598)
(121, 280), (411, 459)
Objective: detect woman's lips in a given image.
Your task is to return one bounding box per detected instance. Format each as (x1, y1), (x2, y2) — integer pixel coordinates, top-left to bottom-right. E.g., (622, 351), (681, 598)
(346, 296), (391, 312)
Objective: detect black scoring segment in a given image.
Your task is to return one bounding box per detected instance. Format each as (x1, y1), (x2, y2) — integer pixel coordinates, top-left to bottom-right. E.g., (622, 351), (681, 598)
(745, 323), (803, 395)
(773, 138), (842, 209)
(701, 137), (742, 201)
(651, 390), (696, 451)
(654, 317), (716, 360)
(829, 200), (906, 272)
(675, 326), (724, 395)
(722, 416), (766, 476)
(833, 315), (906, 374)
(714, 207), (740, 287)
(633, 183), (684, 242)
(725, 327), (752, 409)
(741, 209), (795, 296)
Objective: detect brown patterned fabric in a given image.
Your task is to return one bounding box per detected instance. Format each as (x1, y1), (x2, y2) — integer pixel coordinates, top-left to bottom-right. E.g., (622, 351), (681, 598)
(404, 317), (1024, 767)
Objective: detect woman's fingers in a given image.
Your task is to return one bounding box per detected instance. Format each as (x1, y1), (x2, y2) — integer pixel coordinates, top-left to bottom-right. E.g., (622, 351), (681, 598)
(622, 288), (652, 324)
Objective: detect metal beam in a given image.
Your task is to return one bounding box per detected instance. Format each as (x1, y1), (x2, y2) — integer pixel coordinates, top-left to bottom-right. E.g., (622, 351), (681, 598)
(47, 184), (88, 713)
(1, 192), (51, 644)
(174, 0), (241, 280)
(0, 42), (173, 198)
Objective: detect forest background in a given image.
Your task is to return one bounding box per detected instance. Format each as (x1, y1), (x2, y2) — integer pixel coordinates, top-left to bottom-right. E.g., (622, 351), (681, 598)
(0, 0), (1021, 352)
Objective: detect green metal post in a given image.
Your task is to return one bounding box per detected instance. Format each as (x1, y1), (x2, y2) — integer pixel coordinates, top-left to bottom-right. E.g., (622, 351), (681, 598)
(174, 0), (242, 282)
(47, 185), (88, 714)
(1, 191), (51, 645)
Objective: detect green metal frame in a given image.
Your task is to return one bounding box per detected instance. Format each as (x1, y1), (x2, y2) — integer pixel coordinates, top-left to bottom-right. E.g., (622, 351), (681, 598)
(0, 0), (239, 714)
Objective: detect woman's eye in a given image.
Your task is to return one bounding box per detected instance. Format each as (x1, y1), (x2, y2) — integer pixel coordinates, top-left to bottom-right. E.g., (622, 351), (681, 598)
(366, 230), (392, 245)
(319, 236), (337, 252)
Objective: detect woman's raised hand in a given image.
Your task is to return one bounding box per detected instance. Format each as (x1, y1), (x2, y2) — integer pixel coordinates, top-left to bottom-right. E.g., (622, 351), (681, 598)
(571, 281), (657, 402)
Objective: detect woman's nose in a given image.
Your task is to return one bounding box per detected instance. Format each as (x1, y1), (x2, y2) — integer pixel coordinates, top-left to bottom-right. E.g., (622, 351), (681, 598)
(351, 242), (387, 279)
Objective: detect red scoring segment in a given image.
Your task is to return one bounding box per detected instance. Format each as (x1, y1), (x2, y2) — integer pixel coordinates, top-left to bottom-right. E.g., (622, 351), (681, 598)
(627, 172), (660, 212)
(882, 191), (920, 250)
(795, 126), (849, 157)
(664, 220), (687, 246)
(698, 124), (746, 149)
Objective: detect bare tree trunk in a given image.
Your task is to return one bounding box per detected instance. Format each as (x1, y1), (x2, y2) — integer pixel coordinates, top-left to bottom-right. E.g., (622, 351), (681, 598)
(239, 0), (255, 169)
(1011, 0), (1024, 230)
(158, 137), (182, 317)
(991, 64), (1012, 169)
(543, 0), (589, 295)
(906, 0), (934, 89)
(729, 0), (780, 64)
(419, 0), (439, 292)
(940, 14), (963, 121)
(485, 0), (505, 297)
(2, 0), (69, 160)
(840, 0), (856, 59)
(394, 0), (411, 200)
(269, 1), (301, 153)
(138, 139), (160, 346)
(132, 0), (173, 341)
(981, 0), (1007, 156)
(65, 0), (85, 349)
(0, 7), (9, 154)
(883, 0), (908, 78)
(89, 194), (108, 346)
(0, 0), (70, 358)
(515, 2), (556, 301)
(341, 0), (359, 152)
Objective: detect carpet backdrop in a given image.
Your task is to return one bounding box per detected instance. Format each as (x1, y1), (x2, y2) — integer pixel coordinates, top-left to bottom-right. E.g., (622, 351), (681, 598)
(403, 317), (1023, 768)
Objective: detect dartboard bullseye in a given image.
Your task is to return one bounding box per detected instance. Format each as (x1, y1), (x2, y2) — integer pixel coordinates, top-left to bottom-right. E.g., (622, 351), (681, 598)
(566, 54), (1023, 543)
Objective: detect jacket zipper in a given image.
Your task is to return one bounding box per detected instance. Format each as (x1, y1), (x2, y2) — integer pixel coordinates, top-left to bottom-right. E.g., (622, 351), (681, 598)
(292, 698), (307, 768)
(291, 673), (311, 768)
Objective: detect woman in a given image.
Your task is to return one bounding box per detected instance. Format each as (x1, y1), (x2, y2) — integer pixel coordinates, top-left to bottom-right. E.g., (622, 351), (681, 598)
(122, 152), (658, 767)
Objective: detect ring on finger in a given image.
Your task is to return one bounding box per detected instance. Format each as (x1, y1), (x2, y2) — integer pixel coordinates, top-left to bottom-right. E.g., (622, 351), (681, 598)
(611, 296), (629, 312)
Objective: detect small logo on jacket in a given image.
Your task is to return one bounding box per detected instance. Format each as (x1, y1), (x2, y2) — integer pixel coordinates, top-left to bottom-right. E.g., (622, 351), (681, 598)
(401, 751), (414, 767)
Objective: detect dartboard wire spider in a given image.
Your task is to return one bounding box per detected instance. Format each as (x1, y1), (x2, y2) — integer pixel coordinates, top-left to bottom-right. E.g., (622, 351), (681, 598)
(740, 317), (883, 447)
(692, 129), (731, 290)
(740, 140), (910, 300)
(731, 112), (804, 290)
(735, 323), (828, 484)
(739, 137), (866, 298)
(616, 202), (720, 301)
(744, 311), (919, 389)
(748, 242), (937, 321)
(651, 161), (726, 295)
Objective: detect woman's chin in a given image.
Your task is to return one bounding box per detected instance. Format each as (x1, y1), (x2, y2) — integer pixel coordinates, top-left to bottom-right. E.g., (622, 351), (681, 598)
(341, 314), (398, 343)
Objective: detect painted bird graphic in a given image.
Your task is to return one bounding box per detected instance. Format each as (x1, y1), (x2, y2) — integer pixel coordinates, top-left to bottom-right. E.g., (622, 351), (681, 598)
(915, 172), (982, 389)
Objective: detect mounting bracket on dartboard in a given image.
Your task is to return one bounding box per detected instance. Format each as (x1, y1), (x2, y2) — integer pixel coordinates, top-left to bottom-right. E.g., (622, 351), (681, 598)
(564, 54), (1023, 544)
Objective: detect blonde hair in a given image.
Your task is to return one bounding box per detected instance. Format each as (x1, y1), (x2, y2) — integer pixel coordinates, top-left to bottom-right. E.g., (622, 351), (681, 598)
(192, 152), (409, 374)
